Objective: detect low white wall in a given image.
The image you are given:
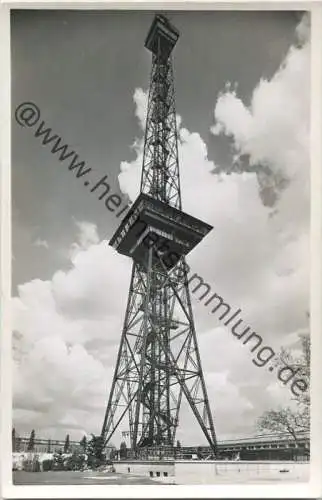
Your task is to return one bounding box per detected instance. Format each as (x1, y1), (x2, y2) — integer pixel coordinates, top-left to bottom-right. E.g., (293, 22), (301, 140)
(113, 460), (175, 479)
(175, 460), (310, 484)
(113, 460), (309, 484)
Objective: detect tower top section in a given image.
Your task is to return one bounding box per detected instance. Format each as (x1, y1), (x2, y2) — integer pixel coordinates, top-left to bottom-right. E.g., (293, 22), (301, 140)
(144, 14), (179, 59)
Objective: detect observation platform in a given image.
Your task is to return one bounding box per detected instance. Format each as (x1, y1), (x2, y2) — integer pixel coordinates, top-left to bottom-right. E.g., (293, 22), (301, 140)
(145, 14), (179, 58)
(109, 193), (212, 270)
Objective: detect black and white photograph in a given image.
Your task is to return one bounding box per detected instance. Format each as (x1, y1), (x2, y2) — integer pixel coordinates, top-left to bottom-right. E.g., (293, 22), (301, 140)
(1, 5), (320, 494)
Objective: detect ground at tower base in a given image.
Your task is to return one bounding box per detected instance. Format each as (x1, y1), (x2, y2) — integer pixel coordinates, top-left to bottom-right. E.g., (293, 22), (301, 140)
(13, 469), (166, 485)
(13, 460), (309, 485)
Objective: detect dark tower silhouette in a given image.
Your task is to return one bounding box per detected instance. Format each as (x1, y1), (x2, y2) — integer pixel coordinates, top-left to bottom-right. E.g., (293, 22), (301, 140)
(101, 14), (217, 456)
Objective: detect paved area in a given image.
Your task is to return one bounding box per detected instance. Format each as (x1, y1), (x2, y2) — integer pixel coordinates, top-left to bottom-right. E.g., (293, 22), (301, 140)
(175, 468), (309, 484)
(193, 471), (309, 484)
(13, 470), (167, 485)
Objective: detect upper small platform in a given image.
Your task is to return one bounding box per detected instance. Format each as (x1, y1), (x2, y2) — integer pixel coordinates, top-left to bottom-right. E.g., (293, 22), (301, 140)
(145, 15), (180, 59)
(109, 193), (212, 270)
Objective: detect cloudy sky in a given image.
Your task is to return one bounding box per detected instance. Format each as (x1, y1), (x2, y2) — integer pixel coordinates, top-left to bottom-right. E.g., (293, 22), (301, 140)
(11, 9), (310, 445)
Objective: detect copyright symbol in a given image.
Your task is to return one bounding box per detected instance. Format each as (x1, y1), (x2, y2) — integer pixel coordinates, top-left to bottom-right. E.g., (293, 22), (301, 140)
(15, 102), (40, 127)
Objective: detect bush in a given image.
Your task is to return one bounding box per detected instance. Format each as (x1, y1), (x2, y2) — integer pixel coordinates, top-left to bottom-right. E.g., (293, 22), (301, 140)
(65, 452), (86, 471)
(42, 459), (54, 471)
(22, 458), (41, 472)
(53, 450), (65, 471)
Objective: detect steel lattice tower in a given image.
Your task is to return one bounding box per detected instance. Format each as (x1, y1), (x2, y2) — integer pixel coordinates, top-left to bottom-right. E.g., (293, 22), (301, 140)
(101, 15), (217, 455)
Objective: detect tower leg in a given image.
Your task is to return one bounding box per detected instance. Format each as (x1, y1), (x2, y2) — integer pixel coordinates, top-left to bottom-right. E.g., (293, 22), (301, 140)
(101, 252), (217, 456)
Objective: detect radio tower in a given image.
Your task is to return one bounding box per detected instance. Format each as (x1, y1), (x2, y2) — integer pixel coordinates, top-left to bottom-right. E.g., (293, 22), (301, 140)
(101, 14), (217, 456)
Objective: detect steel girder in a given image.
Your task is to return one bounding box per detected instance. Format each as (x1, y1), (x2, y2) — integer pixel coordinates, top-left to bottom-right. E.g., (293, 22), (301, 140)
(101, 250), (217, 453)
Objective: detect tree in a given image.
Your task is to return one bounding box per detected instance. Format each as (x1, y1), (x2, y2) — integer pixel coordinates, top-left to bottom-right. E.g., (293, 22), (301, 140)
(257, 333), (310, 445)
(64, 434), (70, 454)
(258, 407), (309, 445)
(176, 440), (181, 448)
(119, 441), (127, 459)
(80, 435), (87, 454)
(87, 434), (105, 469)
(27, 429), (35, 451)
(53, 449), (65, 470)
(15, 437), (21, 452)
(12, 427), (16, 452)
(279, 333), (310, 408)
